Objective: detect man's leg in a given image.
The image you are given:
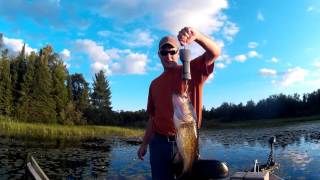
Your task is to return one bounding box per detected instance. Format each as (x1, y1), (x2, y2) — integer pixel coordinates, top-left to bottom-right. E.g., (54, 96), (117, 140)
(149, 136), (175, 180)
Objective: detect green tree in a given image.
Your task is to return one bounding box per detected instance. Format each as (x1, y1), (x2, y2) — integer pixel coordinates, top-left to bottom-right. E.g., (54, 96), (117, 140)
(0, 49), (13, 115)
(52, 59), (68, 123)
(26, 45), (56, 123)
(59, 101), (83, 125)
(87, 70), (113, 125)
(91, 70), (112, 111)
(16, 52), (36, 120)
(10, 44), (27, 111)
(70, 73), (90, 112)
(66, 75), (73, 101)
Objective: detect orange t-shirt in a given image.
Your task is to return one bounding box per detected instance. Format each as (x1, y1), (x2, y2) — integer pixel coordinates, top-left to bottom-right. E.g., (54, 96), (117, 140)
(147, 55), (214, 136)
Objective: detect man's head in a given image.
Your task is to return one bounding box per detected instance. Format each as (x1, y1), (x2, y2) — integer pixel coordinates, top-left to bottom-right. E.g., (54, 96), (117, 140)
(158, 36), (180, 69)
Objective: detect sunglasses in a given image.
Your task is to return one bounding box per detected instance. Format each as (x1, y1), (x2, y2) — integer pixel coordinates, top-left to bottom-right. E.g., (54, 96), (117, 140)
(159, 50), (178, 56)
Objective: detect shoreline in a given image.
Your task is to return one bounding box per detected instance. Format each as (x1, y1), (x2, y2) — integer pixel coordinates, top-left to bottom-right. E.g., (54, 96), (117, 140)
(1, 115), (320, 141)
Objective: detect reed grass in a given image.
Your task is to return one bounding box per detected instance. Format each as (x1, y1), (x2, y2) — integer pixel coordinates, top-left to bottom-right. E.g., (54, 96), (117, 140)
(0, 116), (144, 141)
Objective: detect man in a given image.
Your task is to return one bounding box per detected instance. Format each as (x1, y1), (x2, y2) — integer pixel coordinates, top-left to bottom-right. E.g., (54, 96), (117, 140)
(137, 27), (221, 179)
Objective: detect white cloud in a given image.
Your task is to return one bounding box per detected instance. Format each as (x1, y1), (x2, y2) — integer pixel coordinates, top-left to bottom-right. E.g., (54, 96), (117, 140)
(216, 62), (226, 69)
(75, 39), (112, 74)
(270, 57), (279, 63)
(148, 63), (163, 72)
(75, 39), (110, 64)
(186, 42), (206, 60)
(257, 11), (264, 21)
(275, 67), (308, 87)
(217, 53), (232, 64)
(125, 30), (155, 47)
(105, 48), (122, 59)
(259, 68), (277, 77)
(234, 54), (247, 63)
(307, 6), (315, 12)
(233, 50), (259, 63)
(77, 32), (86, 37)
(216, 39), (225, 48)
(2, 36), (37, 54)
(64, 62), (71, 69)
(314, 61), (320, 68)
(75, 39), (148, 75)
(97, 0), (229, 36)
(90, 62), (111, 75)
(248, 42), (258, 49)
(283, 150), (312, 169)
(113, 53), (148, 74)
(306, 5), (320, 13)
(223, 21), (239, 41)
(206, 73), (214, 84)
(97, 30), (110, 37)
(247, 51), (259, 58)
(155, 0), (229, 35)
(60, 49), (70, 60)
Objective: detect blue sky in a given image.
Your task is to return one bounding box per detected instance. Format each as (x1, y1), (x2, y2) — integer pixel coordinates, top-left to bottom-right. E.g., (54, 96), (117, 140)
(1, 0), (320, 111)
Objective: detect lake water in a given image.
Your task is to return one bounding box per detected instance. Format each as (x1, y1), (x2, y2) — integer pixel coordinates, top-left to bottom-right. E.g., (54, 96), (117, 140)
(1, 121), (320, 179)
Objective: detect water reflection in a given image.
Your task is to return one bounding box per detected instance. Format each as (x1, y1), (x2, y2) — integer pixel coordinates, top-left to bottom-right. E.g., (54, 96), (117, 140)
(1, 121), (320, 179)
(0, 138), (113, 179)
(199, 121), (320, 179)
(201, 121), (320, 149)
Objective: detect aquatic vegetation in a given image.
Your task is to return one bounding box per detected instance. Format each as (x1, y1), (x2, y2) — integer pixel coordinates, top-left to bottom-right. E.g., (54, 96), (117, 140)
(0, 116), (144, 140)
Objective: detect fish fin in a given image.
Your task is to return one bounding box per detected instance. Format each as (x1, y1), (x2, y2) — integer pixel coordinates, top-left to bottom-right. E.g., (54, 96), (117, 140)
(173, 152), (181, 163)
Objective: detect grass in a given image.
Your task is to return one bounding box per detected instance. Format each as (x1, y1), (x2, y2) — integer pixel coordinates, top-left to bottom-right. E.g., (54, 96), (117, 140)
(1, 114), (320, 140)
(0, 116), (144, 141)
(203, 115), (320, 129)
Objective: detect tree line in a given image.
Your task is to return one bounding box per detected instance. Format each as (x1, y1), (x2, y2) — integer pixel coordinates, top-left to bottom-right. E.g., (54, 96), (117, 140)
(203, 90), (320, 123)
(1, 44), (319, 127)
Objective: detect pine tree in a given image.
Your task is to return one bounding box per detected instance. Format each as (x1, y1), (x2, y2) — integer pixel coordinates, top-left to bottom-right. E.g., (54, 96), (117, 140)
(0, 49), (13, 116)
(26, 45), (56, 123)
(91, 70), (112, 111)
(10, 44), (27, 111)
(16, 52), (36, 120)
(88, 70), (113, 124)
(52, 59), (68, 123)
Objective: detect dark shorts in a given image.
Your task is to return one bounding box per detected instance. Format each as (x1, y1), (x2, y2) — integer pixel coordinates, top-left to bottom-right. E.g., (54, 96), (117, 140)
(149, 133), (178, 180)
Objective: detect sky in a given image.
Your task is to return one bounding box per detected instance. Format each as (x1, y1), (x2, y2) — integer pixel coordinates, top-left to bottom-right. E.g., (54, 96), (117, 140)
(0, 0), (320, 111)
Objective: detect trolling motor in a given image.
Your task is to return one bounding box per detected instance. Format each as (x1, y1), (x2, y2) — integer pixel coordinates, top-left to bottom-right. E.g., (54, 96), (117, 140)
(230, 137), (282, 179)
(252, 136), (279, 173)
(179, 46), (191, 80)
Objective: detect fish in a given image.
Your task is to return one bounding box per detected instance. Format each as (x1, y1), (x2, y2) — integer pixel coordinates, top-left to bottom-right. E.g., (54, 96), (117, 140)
(172, 93), (198, 177)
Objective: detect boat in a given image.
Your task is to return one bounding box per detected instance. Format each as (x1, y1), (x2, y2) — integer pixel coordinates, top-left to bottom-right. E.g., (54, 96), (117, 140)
(173, 159), (229, 179)
(24, 154), (49, 180)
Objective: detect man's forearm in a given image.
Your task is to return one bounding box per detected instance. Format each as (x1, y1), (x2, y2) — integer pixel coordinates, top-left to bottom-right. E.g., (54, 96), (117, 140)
(195, 34), (221, 65)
